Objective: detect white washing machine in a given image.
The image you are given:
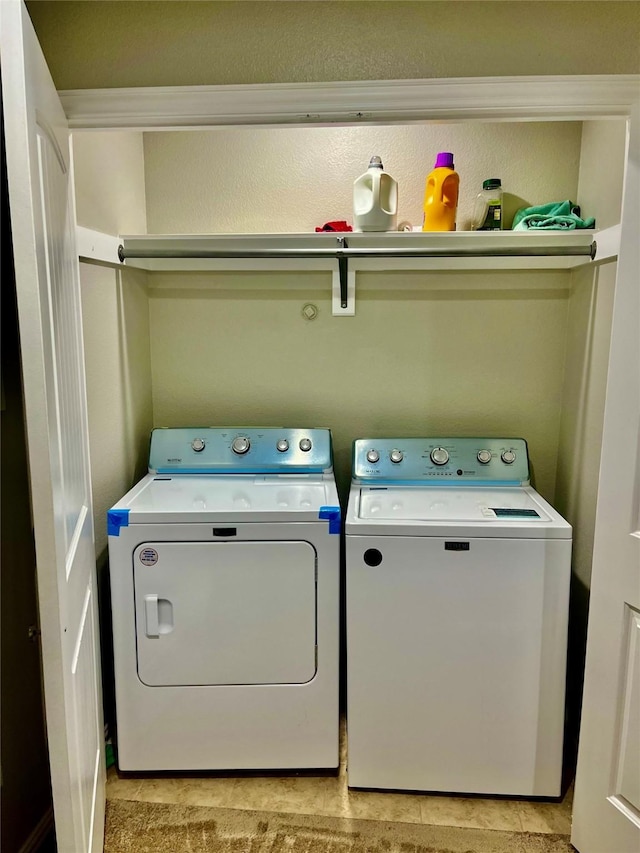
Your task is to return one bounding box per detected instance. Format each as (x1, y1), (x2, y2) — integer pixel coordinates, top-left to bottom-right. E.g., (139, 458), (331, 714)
(108, 427), (340, 772)
(346, 437), (571, 797)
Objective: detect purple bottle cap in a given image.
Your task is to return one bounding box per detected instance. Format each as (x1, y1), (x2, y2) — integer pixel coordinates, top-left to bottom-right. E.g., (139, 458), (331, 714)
(434, 152), (454, 169)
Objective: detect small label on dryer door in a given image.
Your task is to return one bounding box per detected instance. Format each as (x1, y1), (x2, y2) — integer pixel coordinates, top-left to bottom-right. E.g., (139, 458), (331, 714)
(139, 548), (158, 566)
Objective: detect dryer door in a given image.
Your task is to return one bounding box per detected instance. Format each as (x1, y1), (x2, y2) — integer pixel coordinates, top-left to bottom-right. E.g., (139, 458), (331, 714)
(133, 540), (317, 686)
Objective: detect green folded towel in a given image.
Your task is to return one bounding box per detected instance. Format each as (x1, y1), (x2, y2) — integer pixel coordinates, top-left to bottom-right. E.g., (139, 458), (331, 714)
(512, 200), (595, 231)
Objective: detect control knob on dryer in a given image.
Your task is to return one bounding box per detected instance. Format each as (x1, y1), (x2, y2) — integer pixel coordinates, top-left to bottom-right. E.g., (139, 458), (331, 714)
(232, 436), (251, 455)
(430, 447), (449, 465)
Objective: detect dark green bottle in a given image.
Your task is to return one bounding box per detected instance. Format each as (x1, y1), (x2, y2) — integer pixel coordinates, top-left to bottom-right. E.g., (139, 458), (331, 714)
(472, 178), (503, 230)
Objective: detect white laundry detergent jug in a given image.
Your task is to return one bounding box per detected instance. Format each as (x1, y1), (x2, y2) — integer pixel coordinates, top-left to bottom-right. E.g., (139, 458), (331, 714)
(353, 156), (398, 232)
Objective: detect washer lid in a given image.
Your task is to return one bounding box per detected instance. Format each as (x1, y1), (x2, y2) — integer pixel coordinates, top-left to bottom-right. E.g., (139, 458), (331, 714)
(358, 487), (550, 522)
(348, 484), (571, 539)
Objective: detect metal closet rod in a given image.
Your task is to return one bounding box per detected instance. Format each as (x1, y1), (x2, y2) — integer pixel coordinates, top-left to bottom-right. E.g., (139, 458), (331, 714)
(117, 240), (597, 310)
(118, 243), (597, 261)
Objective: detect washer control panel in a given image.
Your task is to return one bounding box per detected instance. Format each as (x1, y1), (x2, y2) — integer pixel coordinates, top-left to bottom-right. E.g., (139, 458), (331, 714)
(352, 438), (530, 485)
(150, 428), (332, 474)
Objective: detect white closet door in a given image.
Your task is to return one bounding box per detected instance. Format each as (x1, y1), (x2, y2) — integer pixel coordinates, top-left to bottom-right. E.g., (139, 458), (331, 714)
(571, 101), (640, 852)
(0, 2), (105, 852)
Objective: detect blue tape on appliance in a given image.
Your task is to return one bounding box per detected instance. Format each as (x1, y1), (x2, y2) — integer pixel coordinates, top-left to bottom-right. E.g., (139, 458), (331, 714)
(319, 505), (341, 534)
(107, 509), (130, 537)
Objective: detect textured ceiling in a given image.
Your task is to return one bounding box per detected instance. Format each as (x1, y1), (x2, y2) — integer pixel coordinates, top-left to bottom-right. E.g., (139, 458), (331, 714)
(25, 1), (640, 91)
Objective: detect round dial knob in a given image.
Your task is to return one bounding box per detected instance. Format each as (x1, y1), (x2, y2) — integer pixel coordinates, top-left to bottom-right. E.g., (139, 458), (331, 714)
(191, 438), (206, 452)
(276, 439), (289, 453)
(299, 438), (312, 452)
(477, 449), (492, 465)
(390, 449), (404, 464)
(430, 447), (449, 466)
(231, 436), (250, 455)
(501, 449), (517, 464)
(366, 449), (380, 464)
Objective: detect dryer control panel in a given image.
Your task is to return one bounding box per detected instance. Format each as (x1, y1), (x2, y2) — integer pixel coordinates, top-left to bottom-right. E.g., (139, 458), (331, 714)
(149, 428), (333, 474)
(352, 438), (530, 485)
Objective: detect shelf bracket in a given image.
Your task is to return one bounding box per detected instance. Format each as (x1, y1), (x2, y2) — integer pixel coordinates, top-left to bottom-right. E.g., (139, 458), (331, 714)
(591, 225), (620, 263)
(76, 226), (123, 266)
(338, 237), (348, 307)
(331, 266), (356, 317)
(333, 237), (355, 316)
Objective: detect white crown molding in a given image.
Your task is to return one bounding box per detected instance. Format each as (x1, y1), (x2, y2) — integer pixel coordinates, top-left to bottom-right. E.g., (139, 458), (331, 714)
(60, 75), (640, 131)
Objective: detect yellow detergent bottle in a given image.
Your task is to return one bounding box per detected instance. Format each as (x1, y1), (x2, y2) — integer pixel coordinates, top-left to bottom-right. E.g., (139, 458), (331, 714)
(422, 152), (459, 232)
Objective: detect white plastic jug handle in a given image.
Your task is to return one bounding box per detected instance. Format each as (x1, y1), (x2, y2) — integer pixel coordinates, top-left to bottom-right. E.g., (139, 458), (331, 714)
(371, 169), (381, 207)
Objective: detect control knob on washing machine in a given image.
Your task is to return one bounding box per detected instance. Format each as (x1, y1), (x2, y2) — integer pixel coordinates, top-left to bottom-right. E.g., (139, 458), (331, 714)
(501, 449), (517, 464)
(390, 449), (403, 464)
(430, 447), (449, 465)
(366, 449), (380, 464)
(477, 449), (492, 464)
(299, 438), (312, 452)
(276, 439), (289, 452)
(191, 438), (206, 452)
(232, 436), (251, 455)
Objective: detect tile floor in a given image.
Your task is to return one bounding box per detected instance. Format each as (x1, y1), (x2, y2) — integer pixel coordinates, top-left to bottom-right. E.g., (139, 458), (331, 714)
(106, 720), (573, 835)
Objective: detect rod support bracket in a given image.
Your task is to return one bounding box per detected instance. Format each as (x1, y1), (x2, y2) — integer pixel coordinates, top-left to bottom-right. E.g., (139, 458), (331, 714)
(333, 236), (355, 316)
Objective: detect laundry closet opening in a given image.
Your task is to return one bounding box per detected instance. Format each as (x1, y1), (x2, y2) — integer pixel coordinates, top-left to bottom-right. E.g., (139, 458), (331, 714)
(72, 116), (626, 766)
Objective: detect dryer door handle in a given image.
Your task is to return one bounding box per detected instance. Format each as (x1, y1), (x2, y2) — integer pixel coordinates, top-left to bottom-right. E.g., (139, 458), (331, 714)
(144, 594), (160, 637)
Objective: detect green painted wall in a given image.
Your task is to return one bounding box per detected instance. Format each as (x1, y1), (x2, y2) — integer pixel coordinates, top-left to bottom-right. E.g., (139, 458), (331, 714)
(26, 1), (640, 90)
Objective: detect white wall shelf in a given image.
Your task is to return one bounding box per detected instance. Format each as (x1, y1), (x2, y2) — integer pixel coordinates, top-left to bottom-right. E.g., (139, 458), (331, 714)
(79, 228), (612, 316)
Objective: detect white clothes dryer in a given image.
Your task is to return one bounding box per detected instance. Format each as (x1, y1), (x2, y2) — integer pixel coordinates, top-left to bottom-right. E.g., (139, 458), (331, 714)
(108, 427), (340, 772)
(346, 437), (571, 797)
